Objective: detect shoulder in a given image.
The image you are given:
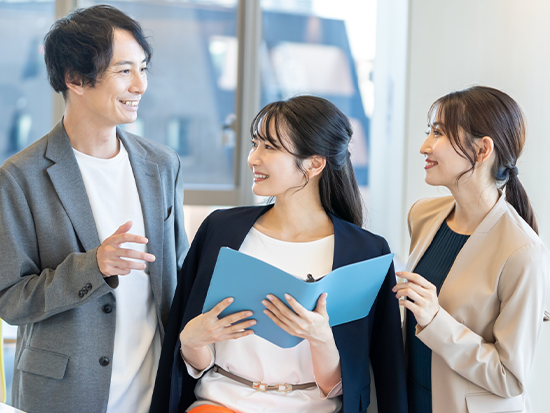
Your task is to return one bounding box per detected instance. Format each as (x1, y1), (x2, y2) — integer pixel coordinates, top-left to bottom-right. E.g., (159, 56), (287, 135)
(407, 196), (453, 232)
(205, 205), (272, 226)
(408, 196), (454, 222)
(122, 131), (181, 170)
(493, 202), (550, 263)
(333, 215), (390, 253)
(0, 132), (52, 183)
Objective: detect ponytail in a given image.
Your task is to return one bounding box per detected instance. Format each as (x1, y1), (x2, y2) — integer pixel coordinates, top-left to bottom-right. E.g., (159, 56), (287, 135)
(500, 167), (539, 234)
(319, 154), (363, 227)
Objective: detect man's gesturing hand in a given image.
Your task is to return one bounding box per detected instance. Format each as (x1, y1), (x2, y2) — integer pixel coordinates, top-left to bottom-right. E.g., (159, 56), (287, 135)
(96, 221), (156, 277)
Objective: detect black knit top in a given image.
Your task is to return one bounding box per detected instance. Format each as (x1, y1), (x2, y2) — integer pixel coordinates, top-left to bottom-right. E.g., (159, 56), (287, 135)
(406, 219), (470, 413)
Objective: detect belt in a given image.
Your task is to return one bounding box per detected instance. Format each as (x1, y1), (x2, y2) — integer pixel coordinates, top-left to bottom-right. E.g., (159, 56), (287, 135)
(212, 365), (316, 393)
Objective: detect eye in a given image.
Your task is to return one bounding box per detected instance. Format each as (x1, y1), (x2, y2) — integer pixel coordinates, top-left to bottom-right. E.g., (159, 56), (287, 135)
(120, 69), (130, 74)
(433, 129), (442, 136)
(264, 143), (274, 150)
(140, 66), (148, 73)
(250, 139), (258, 148)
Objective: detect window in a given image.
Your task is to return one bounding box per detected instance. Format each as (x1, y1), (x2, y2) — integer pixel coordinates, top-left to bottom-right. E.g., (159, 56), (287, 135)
(0, 0), (55, 166)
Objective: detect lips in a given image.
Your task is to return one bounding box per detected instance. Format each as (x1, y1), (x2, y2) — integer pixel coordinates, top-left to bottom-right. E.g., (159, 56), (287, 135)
(120, 100), (139, 107)
(253, 172), (269, 182)
(425, 159), (437, 169)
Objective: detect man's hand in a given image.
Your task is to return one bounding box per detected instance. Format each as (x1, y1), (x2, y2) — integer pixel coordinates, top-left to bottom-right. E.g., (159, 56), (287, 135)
(96, 221), (155, 277)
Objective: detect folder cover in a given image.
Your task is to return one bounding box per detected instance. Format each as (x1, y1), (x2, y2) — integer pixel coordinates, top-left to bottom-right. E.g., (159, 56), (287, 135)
(203, 247), (394, 348)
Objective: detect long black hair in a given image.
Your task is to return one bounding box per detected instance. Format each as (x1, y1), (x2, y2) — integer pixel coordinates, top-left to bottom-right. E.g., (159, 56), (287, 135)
(429, 86), (538, 234)
(250, 95), (363, 227)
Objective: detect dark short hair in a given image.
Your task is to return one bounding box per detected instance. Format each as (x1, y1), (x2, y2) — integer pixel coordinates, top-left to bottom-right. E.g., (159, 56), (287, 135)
(44, 5), (152, 96)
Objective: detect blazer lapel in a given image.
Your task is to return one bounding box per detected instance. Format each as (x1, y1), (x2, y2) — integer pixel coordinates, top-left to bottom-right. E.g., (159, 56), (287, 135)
(406, 200), (455, 272)
(45, 121), (100, 252)
(117, 128), (165, 300)
(439, 194), (508, 302)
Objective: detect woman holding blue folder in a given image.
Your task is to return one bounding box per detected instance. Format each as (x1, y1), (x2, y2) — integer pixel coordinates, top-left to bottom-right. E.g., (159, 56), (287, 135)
(151, 96), (407, 413)
(394, 86), (549, 413)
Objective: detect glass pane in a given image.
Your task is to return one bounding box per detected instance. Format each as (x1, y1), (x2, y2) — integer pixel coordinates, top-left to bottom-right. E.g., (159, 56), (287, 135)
(0, 0), (55, 166)
(260, 0), (376, 186)
(81, 0), (239, 189)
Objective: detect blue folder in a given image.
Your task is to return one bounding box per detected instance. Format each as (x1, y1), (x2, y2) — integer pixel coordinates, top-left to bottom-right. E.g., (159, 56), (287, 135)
(203, 247), (394, 348)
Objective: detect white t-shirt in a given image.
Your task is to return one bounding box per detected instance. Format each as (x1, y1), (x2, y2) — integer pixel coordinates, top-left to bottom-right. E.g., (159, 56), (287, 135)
(187, 227), (342, 413)
(73, 142), (161, 413)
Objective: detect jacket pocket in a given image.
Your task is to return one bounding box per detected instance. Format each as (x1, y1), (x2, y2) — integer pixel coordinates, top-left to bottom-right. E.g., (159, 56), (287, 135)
(465, 392), (523, 413)
(17, 346), (69, 380)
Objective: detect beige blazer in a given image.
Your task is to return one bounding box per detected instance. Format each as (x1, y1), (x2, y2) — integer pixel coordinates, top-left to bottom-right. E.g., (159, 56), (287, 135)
(406, 195), (550, 413)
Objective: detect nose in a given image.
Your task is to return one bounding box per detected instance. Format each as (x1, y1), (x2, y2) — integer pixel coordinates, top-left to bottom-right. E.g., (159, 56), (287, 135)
(130, 69), (147, 95)
(420, 134), (433, 155)
(247, 146), (260, 169)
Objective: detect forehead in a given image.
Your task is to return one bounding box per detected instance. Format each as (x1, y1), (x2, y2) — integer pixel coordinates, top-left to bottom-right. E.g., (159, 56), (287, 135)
(110, 28), (145, 64)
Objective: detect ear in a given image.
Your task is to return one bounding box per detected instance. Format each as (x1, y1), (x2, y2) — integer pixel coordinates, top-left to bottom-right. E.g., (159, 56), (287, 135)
(64, 71), (85, 96)
(304, 155), (326, 179)
(475, 136), (494, 163)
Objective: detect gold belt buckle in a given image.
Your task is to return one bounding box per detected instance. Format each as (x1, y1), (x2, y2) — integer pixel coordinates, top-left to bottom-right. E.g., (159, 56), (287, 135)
(276, 383), (293, 392)
(252, 381), (267, 392)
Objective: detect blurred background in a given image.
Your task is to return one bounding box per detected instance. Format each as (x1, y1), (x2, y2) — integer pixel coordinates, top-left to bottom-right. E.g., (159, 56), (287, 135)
(1, 0), (549, 410)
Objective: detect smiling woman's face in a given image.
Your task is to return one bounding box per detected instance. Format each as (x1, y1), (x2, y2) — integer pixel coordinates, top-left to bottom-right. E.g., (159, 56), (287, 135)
(247, 119), (306, 199)
(420, 111), (473, 189)
(78, 28), (148, 128)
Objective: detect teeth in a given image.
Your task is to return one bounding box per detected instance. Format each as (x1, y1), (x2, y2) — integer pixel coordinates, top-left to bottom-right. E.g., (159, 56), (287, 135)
(254, 173), (268, 179)
(121, 100), (139, 106)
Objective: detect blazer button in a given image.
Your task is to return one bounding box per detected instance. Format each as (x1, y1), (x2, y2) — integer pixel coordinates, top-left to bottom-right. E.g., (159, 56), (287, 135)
(102, 304), (112, 314)
(86, 283), (92, 290)
(78, 290), (85, 298)
(99, 357), (110, 367)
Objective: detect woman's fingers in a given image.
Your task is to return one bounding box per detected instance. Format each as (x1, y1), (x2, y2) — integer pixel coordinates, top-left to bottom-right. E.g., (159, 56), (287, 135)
(283, 294), (309, 316)
(264, 294), (301, 322)
(208, 297), (235, 318)
(396, 285), (424, 303)
(314, 293), (328, 316)
(263, 307), (293, 333)
(223, 318), (257, 335)
(395, 281), (433, 300)
(218, 310), (253, 326)
(396, 271), (434, 289)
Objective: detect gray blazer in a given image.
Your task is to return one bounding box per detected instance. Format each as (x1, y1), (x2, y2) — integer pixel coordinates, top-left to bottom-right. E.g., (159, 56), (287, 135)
(0, 121), (189, 413)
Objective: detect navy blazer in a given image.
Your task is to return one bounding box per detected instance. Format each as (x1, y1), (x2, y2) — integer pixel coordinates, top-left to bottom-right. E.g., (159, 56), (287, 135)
(151, 205), (407, 413)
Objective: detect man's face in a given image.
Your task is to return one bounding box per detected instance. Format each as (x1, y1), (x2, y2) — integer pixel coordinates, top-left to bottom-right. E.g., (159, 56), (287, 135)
(79, 29), (147, 128)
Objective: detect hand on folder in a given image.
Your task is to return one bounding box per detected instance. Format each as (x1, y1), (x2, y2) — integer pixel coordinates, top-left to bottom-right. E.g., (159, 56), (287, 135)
(180, 297), (257, 371)
(203, 248), (394, 348)
(262, 292), (333, 345)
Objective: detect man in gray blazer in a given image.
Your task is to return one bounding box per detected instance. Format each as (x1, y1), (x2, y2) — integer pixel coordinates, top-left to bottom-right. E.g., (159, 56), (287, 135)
(0, 5), (189, 412)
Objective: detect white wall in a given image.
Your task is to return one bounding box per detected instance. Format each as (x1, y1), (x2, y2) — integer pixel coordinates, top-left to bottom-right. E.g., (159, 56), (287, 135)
(371, 0), (550, 410)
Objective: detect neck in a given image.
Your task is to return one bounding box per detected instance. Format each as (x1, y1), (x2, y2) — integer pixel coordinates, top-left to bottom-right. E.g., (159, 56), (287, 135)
(255, 186), (333, 242)
(446, 178), (499, 235)
(63, 105), (119, 159)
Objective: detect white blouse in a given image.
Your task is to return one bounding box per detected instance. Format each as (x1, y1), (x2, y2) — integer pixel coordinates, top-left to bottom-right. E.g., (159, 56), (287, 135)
(185, 227), (342, 413)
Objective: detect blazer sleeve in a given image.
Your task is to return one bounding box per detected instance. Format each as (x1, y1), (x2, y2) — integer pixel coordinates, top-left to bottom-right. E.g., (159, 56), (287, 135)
(416, 242), (550, 398)
(369, 239), (409, 413)
(0, 166), (112, 325)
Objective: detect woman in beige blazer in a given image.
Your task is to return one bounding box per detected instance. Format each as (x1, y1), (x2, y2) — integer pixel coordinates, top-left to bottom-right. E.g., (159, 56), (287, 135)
(394, 86), (550, 413)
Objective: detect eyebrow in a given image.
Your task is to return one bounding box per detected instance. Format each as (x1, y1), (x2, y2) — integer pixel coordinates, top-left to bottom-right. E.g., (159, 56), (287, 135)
(112, 58), (147, 66)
